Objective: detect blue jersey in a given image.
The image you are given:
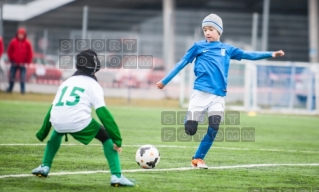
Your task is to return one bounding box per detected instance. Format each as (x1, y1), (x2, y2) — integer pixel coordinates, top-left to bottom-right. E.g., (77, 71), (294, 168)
(161, 40), (273, 96)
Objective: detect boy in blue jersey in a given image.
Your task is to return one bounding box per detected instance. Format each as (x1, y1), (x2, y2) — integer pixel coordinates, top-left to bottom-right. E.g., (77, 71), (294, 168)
(156, 14), (284, 168)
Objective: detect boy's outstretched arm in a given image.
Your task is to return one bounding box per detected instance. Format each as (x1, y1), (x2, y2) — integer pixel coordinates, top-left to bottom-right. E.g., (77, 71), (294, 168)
(157, 59), (190, 89)
(157, 44), (198, 89)
(241, 50), (284, 60)
(36, 105), (53, 141)
(95, 106), (122, 147)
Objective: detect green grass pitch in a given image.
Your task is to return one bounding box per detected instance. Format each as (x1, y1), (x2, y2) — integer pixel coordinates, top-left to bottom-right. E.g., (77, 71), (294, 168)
(0, 95), (319, 192)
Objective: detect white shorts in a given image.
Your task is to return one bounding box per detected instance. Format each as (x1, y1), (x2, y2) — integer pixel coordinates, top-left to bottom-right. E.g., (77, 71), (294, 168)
(186, 90), (225, 122)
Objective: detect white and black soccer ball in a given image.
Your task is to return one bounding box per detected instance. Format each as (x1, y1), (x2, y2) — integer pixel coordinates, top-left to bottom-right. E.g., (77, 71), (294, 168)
(135, 144), (160, 169)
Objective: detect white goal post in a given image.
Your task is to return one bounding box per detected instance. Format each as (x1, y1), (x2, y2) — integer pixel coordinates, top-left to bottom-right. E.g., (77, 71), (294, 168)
(179, 60), (319, 115)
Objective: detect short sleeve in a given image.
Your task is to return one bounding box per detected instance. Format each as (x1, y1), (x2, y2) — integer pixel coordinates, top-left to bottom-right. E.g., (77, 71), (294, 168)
(91, 83), (106, 109)
(228, 46), (244, 60)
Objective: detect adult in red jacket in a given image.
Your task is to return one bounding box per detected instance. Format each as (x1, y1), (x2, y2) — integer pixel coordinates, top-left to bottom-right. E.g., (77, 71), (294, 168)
(0, 37), (4, 58)
(6, 28), (33, 94)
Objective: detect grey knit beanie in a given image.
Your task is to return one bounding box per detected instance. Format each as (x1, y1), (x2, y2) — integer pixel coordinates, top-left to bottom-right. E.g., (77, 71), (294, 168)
(202, 14), (223, 35)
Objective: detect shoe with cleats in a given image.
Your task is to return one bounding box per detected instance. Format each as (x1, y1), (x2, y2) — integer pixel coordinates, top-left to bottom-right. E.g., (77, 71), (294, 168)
(110, 174), (137, 187)
(32, 165), (50, 178)
(191, 157), (208, 169)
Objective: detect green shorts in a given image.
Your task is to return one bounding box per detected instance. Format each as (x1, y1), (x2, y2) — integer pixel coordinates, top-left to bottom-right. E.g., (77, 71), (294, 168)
(67, 118), (101, 145)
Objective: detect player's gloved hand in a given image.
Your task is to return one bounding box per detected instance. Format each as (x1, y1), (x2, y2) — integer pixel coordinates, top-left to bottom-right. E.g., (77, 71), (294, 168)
(113, 144), (122, 153)
(272, 50), (285, 58)
(156, 81), (165, 89)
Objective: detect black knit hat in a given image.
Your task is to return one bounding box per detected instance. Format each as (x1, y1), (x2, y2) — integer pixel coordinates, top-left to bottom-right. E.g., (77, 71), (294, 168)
(76, 49), (101, 75)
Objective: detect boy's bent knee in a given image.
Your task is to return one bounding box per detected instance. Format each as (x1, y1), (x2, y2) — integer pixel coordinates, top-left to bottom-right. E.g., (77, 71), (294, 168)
(184, 120), (198, 136)
(208, 115), (222, 130)
(95, 126), (110, 143)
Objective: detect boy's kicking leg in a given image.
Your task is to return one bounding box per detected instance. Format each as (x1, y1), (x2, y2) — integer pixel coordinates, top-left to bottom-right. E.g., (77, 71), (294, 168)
(32, 130), (64, 177)
(185, 91), (224, 169)
(94, 125), (135, 187)
(191, 115), (222, 169)
(190, 95), (224, 169)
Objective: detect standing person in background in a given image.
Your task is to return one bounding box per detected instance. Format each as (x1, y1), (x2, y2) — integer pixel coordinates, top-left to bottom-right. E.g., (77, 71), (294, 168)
(0, 36), (4, 58)
(6, 28), (33, 94)
(0, 37), (4, 89)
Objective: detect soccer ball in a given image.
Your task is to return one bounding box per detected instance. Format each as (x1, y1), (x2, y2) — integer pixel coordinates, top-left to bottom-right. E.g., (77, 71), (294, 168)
(135, 144), (160, 169)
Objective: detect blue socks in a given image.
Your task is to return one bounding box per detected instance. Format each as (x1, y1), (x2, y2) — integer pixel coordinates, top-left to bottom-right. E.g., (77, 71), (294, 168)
(194, 127), (218, 159)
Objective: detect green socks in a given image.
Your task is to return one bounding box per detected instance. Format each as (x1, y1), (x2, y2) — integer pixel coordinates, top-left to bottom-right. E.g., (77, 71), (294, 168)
(41, 130), (121, 178)
(42, 130), (63, 168)
(103, 139), (121, 178)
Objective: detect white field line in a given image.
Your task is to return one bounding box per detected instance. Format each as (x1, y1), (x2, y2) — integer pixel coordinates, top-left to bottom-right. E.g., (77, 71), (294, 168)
(1, 163), (319, 179)
(0, 143), (319, 154)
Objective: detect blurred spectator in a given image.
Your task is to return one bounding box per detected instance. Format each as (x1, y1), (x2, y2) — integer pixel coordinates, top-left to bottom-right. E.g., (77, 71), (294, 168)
(0, 37), (4, 58)
(6, 28), (33, 94)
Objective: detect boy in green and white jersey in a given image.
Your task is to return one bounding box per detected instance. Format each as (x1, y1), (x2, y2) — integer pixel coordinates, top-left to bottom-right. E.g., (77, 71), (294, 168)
(32, 49), (136, 187)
